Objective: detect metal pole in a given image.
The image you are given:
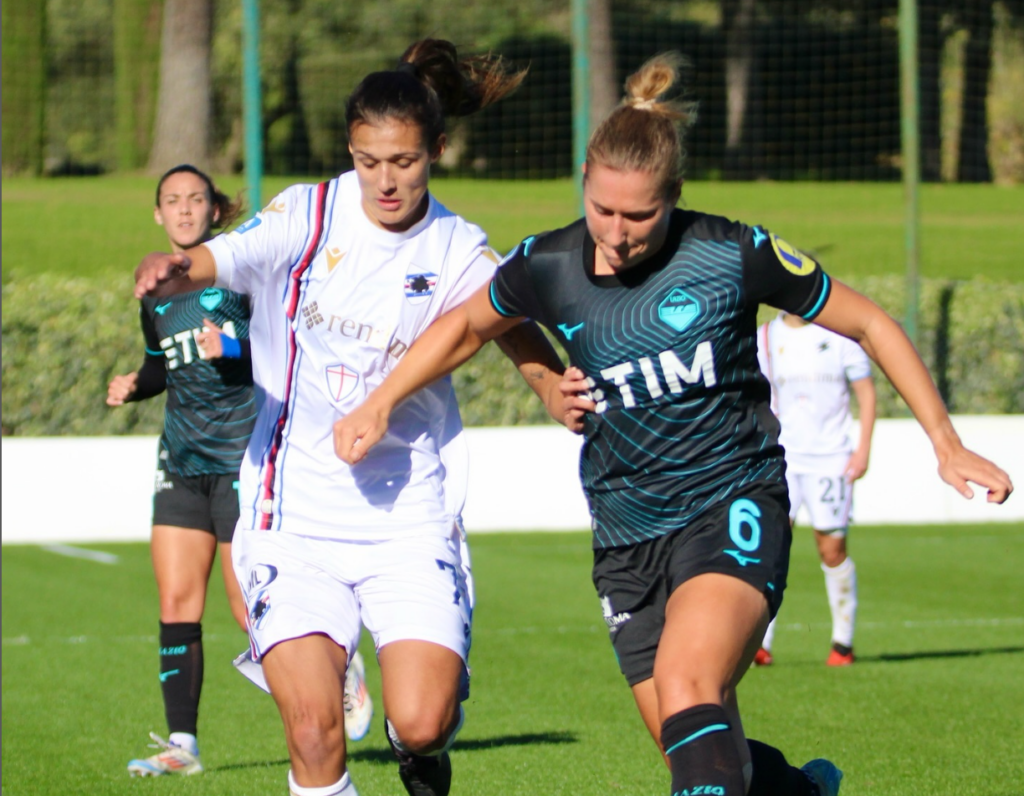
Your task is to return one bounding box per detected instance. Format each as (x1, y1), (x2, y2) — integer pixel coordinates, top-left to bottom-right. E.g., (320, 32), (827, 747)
(571, 0), (590, 218)
(242, 0), (263, 213)
(899, 0), (920, 348)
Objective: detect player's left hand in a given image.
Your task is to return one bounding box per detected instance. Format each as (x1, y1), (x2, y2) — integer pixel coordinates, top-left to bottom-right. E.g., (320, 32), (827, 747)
(334, 401), (390, 465)
(844, 448), (870, 482)
(936, 444), (1013, 504)
(196, 319), (224, 360)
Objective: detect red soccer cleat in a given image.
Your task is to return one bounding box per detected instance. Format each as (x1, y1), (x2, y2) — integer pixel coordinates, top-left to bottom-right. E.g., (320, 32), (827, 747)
(753, 647), (774, 667)
(826, 643), (855, 667)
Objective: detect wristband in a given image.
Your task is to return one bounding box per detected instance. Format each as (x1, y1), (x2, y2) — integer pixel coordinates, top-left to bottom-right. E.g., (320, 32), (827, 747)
(219, 333), (242, 359)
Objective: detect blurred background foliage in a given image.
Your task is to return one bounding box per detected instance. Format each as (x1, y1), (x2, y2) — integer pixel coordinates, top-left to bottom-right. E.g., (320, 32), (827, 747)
(4, 272), (1021, 436)
(4, 0), (1024, 182)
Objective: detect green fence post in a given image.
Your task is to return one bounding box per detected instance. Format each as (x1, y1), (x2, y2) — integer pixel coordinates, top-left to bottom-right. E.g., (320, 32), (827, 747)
(571, 0), (590, 218)
(242, 0), (263, 213)
(900, 0), (921, 349)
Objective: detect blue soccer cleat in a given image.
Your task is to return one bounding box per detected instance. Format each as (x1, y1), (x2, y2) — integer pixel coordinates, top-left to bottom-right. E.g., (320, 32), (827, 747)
(801, 758), (843, 796)
(127, 732), (203, 777)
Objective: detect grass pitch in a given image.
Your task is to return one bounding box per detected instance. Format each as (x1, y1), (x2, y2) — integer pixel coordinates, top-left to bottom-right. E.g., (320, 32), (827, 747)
(2, 176), (1021, 283)
(3, 523), (1023, 795)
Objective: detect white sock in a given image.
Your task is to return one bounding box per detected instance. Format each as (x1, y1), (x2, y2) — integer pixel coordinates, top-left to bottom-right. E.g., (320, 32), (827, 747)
(823, 557), (857, 648)
(288, 769), (359, 796)
(761, 616), (777, 652)
(167, 732), (198, 755)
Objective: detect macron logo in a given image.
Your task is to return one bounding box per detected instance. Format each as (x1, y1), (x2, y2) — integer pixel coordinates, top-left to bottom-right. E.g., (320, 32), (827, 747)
(558, 322), (585, 340)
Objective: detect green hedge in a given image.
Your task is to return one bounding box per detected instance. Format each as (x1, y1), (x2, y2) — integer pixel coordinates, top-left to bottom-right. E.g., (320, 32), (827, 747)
(3, 274), (1022, 436)
(841, 275), (1024, 417)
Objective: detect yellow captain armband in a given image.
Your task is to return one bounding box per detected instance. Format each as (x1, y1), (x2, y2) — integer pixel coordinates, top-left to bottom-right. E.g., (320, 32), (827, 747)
(769, 233), (817, 277)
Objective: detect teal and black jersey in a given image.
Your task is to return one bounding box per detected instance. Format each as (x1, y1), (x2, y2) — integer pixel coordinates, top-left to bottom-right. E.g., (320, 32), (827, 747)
(490, 210), (832, 549)
(139, 286), (257, 477)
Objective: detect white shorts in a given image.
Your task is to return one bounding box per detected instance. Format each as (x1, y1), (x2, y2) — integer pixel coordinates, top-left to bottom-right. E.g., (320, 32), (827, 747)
(233, 525), (473, 665)
(785, 458), (854, 534)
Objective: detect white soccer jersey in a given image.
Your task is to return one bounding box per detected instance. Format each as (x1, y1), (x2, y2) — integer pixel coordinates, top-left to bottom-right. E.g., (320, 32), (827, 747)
(757, 313), (872, 461)
(205, 171), (497, 538)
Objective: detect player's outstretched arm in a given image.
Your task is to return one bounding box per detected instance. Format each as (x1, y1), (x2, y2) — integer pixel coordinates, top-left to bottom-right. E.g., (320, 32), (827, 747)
(134, 245), (217, 299)
(814, 280), (1012, 503)
(334, 283), (522, 464)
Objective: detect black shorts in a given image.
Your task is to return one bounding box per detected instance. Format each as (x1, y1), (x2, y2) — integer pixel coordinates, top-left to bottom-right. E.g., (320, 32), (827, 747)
(592, 483), (791, 686)
(153, 464), (241, 544)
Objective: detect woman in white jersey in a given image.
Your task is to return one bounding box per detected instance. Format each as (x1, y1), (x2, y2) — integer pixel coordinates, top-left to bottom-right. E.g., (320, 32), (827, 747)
(133, 39), (569, 796)
(756, 312), (876, 667)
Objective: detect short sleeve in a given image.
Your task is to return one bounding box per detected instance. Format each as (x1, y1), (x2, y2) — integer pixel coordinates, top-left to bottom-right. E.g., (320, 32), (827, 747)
(841, 336), (872, 382)
(437, 242), (499, 317)
(205, 184), (316, 296)
(741, 225), (832, 320)
(489, 237), (543, 321)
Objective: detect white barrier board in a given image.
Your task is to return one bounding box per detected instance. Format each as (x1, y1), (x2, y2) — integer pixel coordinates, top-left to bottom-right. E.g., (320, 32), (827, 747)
(3, 417), (1021, 544)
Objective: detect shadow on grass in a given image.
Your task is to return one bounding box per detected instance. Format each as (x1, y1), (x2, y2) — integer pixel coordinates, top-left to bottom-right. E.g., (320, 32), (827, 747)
(210, 731), (578, 771)
(211, 758), (290, 772)
(858, 645), (1024, 663)
(350, 731), (579, 765)
(752, 645), (1024, 670)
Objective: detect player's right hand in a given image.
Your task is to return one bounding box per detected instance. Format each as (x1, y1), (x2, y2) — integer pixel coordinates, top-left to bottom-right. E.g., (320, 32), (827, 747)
(134, 252), (192, 298)
(559, 366), (596, 434)
(334, 401), (390, 465)
(106, 372), (138, 406)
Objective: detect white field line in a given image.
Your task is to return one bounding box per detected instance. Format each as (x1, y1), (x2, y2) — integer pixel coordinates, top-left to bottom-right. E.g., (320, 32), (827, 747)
(42, 544), (120, 564)
(4, 617), (1023, 646)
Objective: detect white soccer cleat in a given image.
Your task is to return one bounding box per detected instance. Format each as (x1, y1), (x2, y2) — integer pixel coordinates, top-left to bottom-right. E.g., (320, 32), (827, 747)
(801, 758), (843, 796)
(344, 650), (373, 742)
(127, 732), (203, 776)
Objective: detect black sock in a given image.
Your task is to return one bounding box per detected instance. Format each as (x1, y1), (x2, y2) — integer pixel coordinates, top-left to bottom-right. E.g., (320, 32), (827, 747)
(159, 621), (203, 736)
(661, 704), (744, 796)
(747, 739), (818, 796)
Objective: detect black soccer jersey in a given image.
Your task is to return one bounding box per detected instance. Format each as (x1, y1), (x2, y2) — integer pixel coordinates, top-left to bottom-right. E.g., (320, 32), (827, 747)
(140, 287), (257, 476)
(490, 210), (832, 549)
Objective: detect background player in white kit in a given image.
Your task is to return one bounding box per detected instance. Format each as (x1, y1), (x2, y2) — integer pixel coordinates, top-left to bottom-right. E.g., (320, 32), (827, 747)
(134, 39), (569, 796)
(756, 311), (876, 666)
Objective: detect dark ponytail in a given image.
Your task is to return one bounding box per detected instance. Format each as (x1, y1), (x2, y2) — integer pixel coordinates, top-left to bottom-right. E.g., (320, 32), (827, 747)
(155, 164), (246, 229)
(345, 38), (527, 150)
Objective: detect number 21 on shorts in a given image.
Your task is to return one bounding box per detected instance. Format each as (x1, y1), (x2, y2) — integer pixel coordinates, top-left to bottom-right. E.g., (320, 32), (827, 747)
(723, 498), (763, 567)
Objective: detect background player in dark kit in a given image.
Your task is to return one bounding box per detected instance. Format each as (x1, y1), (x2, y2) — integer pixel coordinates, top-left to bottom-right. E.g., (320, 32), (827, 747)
(333, 53), (1013, 796)
(108, 165), (254, 776)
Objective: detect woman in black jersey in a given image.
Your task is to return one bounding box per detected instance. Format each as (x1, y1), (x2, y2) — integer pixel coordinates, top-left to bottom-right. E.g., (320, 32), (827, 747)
(108, 165), (253, 776)
(333, 54), (1012, 796)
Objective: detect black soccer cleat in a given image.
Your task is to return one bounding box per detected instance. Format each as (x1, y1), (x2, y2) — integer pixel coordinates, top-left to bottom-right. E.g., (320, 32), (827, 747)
(387, 724), (452, 796)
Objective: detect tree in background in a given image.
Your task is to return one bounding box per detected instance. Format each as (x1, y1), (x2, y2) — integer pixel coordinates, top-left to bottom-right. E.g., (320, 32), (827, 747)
(114, 0), (163, 171)
(148, 0), (213, 173)
(2, 0), (46, 175)
(958, 0), (993, 181)
(722, 0), (758, 179)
